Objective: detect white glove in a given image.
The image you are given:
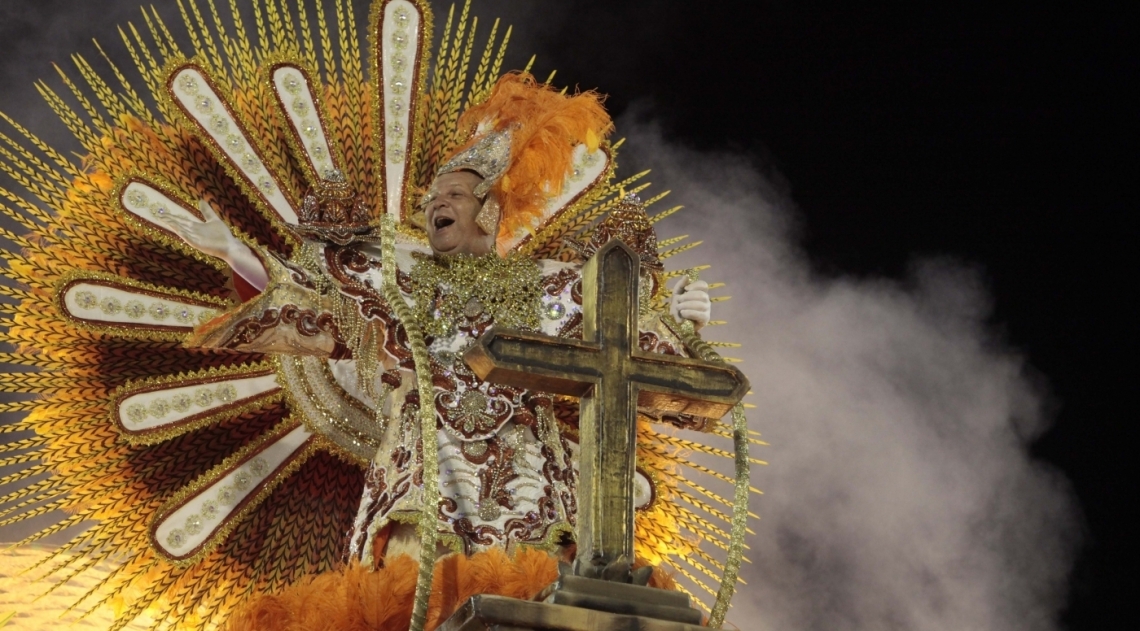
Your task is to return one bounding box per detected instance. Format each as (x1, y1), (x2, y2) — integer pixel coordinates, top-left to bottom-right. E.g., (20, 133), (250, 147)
(157, 200), (269, 291)
(670, 276), (711, 330)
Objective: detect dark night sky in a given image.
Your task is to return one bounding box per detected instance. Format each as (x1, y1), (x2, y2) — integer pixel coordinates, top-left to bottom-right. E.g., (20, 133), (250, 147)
(515, 3), (1132, 626)
(0, 1), (1133, 628)
(528, 4), (1133, 628)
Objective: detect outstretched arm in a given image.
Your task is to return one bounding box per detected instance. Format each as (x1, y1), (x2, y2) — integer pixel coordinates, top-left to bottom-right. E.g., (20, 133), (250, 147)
(156, 200), (269, 292)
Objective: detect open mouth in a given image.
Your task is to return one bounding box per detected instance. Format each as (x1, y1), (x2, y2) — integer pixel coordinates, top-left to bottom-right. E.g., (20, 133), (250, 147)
(433, 216), (455, 230)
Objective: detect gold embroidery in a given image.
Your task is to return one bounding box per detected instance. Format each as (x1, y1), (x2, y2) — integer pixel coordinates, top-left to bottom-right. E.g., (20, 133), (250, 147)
(407, 252), (542, 338)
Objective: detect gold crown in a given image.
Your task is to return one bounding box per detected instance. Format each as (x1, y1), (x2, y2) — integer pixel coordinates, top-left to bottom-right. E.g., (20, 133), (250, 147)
(574, 192), (663, 272)
(296, 170), (379, 245)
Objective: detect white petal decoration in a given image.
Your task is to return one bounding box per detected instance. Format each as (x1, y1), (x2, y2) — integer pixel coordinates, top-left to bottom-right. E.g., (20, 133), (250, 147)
(115, 372), (280, 435)
(120, 180), (201, 231)
(151, 424), (312, 561)
(271, 64), (339, 179)
(545, 145), (610, 214)
(380, 0), (424, 220)
(169, 65), (299, 224)
(60, 278), (222, 330)
(507, 145), (611, 253)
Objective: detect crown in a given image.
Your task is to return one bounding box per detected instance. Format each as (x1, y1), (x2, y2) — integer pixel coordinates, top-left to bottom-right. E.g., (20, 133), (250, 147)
(296, 170), (379, 245)
(573, 192), (663, 272)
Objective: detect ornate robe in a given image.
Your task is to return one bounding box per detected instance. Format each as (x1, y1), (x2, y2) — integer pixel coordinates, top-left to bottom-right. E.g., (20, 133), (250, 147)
(191, 238), (701, 560)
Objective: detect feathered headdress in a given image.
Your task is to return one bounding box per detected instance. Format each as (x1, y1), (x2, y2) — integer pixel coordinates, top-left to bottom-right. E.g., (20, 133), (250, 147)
(433, 72), (615, 254)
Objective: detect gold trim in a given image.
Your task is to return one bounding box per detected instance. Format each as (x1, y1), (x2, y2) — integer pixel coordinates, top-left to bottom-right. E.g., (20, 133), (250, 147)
(274, 354), (380, 466)
(110, 363), (280, 445)
(54, 270), (233, 342)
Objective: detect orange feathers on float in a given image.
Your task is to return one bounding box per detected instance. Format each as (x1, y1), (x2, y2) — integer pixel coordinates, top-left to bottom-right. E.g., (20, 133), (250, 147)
(225, 548), (678, 631)
(443, 72), (614, 251)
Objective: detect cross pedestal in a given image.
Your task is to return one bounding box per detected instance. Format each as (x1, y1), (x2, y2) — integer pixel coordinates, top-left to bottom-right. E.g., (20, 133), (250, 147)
(460, 240), (749, 628)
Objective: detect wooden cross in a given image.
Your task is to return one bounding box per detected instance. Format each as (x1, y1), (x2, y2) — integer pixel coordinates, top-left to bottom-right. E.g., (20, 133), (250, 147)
(464, 240), (749, 580)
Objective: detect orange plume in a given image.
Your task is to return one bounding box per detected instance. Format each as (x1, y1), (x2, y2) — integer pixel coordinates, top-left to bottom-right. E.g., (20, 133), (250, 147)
(446, 72), (614, 251)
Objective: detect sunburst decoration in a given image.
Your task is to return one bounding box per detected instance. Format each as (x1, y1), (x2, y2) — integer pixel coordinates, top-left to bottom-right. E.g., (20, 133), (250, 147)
(0, 0), (763, 629)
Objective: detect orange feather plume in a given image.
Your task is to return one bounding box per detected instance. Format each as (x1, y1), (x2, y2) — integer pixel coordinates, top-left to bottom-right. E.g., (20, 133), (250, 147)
(447, 72), (614, 251)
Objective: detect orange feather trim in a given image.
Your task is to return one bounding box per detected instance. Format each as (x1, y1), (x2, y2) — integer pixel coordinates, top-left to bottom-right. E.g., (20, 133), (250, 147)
(226, 547), (679, 631)
(448, 72), (614, 251)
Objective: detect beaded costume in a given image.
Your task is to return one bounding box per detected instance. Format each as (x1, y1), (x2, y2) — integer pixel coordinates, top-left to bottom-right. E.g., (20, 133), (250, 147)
(0, 1), (759, 629)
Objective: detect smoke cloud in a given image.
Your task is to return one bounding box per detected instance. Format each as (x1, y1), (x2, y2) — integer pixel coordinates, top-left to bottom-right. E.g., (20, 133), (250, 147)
(617, 112), (1079, 629)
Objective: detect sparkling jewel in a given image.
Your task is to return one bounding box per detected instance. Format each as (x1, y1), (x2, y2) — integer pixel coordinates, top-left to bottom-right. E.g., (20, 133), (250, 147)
(150, 203), (169, 219)
(194, 388), (214, 407)
(388, 146), (405, 163)
(126, 189), (149, 207)
(200, 500), (218, 519)
(311, 144), (326, 159)
(391, 31), (409, 49)
(171, 393), (193, 412)
(166, 528), (186, 548)
(74, 290), (97, 309)
(257, 177), (276, 193)
(387, 121), (405, 139)
(194, 95), (213, 113)
(175, 308), (194, 324)
(544, 302), (566, 320)
(459, 390), (488, 415)
(148, 399), (170, 418)
(241, 152), (261, 172)
(463, 298), (484, 318)
(226, 134), (243, 151)
(100, 296), (122, 315)
(391, 54), (407, 73)
(125, 404), (148, 424)
(217, 484), (238, 506)
(393, 6), (411, 25)
(234, 470), (252, 491)
(148, 302), (169, 320)
(291, 97), (310, 116)
(388, 97), (405, 116)
(124, 300), (146, 319)
(478, 502), (501, 521)
(177, 74), (200, 93)
(283, 73), (302, 94)
(301, 122), (319, 138)
(391, 78), (407, 94)
(184, 514), (203, 535)
(209, 115), (229, 133)
(249, 456), (269, 477)
(216, 384), (238, 404)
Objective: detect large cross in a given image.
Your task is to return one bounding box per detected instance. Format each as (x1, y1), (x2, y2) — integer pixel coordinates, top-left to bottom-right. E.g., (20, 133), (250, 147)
(464, 240), (749, 580)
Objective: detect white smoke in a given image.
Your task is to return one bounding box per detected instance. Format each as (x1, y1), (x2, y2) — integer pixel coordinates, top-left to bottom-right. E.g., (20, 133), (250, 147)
(617, 111), (1079, 630)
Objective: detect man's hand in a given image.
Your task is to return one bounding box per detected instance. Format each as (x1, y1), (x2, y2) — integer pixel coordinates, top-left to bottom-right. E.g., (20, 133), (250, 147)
(156, 200), (241, 261)
(670, 276), (711, 330)
(157, 200), (268, 291)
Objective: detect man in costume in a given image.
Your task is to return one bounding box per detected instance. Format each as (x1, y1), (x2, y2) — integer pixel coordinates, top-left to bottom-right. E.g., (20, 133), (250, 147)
(0, 2), (753, 629)
(181, 72), (714, 591)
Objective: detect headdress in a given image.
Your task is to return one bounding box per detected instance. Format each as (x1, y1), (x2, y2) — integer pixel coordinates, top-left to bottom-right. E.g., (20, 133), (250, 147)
(428, 72), (615, 255)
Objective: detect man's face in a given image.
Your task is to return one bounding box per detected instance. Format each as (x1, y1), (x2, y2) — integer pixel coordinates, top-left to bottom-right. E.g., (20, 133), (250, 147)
(424, 170), (494, 256)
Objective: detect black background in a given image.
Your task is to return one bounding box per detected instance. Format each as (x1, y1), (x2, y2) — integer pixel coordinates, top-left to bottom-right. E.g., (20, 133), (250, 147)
(525, 2), (1133, 628)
